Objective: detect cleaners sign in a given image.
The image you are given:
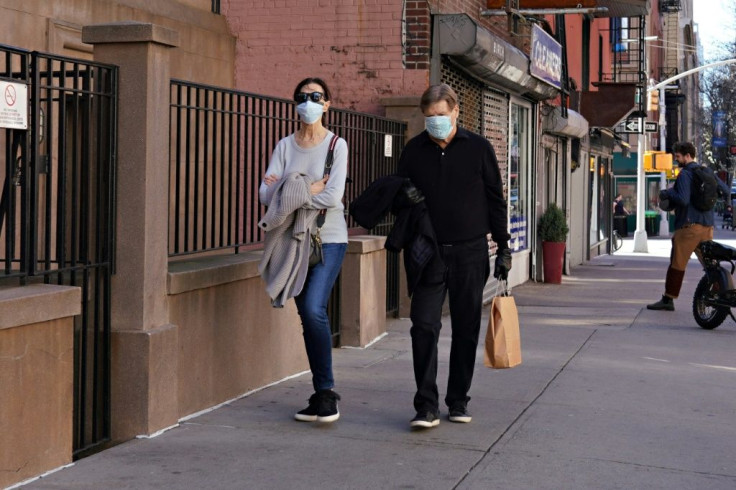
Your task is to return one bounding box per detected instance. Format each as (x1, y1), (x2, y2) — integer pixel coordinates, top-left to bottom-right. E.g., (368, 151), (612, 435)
(530, 24), (562, 90)
(0, 81), (28, 129)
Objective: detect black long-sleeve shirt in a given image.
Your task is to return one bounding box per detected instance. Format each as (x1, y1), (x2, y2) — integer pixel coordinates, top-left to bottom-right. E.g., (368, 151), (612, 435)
(397, 128), (510, 248)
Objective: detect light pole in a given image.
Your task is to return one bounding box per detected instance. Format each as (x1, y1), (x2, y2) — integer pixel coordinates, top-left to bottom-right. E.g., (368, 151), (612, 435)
(632, 35), (657, 253)
(658, 85), (669, 239)
(633, 105), (648, 252)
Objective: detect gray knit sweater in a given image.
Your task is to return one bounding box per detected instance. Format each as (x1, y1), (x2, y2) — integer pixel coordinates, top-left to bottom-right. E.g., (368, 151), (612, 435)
(259, 131), (348, 244)
(258, 172), (319, 308)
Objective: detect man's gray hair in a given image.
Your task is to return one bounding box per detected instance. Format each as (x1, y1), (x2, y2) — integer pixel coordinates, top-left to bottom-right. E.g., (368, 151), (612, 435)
(420, 84), (458, 112)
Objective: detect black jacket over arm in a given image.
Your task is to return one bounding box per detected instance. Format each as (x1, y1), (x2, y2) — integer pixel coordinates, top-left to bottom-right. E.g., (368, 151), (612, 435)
(349, 175), (438, 297)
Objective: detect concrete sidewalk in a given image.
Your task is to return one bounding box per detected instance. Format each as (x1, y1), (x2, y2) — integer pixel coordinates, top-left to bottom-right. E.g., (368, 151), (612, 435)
(18, 232), (736, 490)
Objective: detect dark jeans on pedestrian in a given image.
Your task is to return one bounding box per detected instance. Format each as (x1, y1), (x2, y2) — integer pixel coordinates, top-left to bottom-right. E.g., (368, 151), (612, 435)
(295, 242), (347, 392)
(409, 236), (491, 414)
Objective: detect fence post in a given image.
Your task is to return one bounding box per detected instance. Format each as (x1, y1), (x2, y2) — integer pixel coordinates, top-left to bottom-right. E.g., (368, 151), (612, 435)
(82, 22), (179, 442)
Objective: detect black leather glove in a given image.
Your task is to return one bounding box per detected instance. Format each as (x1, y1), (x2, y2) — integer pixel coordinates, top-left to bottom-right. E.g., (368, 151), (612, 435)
(494, 248), (512, 280)
(658, 189), (669, 202)
(402, 179), (424, 204)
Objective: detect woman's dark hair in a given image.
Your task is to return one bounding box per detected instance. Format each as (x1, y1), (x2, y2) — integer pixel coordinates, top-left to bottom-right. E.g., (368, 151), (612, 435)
(293, 77), (332, 102)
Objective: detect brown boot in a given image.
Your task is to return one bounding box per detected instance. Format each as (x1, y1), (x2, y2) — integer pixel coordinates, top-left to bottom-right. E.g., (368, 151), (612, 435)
(647, 295), (674, 311)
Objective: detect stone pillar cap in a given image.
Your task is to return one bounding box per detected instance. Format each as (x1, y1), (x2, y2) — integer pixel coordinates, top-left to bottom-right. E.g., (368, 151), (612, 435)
(82, 21), (179, 48)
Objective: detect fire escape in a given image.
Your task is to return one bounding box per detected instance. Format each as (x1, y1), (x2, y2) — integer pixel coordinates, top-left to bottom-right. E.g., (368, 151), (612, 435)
(481, 0), (652, 131)
(660, 0), (683, 152)
(580, 14), (647, 130)
(660, 0), (681, 81)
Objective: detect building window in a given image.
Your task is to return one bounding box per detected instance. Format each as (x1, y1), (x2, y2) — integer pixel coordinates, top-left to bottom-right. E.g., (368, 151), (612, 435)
(509, 103), (530, 252)
(212, 0), (220, 14)
(589, 155), (611, 243)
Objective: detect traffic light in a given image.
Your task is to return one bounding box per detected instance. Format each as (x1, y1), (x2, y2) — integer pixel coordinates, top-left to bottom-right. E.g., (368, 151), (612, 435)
(647, 90), (659, 112)
(644, 151), (672, 171)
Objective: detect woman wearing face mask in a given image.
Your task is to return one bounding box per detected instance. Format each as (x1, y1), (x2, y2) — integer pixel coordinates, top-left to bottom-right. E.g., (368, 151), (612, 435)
(259, 78), (348, 423)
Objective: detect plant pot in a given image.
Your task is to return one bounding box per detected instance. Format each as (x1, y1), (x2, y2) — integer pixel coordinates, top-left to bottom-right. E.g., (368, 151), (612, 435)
(542, 241), (566, 284)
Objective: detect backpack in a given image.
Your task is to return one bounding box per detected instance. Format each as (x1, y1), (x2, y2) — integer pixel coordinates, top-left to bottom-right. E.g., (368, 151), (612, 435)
(689, 166), (719, 212)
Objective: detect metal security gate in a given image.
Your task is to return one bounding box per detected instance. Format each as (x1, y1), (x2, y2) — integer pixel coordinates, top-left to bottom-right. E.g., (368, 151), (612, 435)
(0, 45), (117, 457)
(441, 62), (509, 185)
(442, 62), (510, 259)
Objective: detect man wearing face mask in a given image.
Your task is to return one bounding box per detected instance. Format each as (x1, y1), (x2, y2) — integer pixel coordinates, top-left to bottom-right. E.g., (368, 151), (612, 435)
(646, 141), (729, 311)
(398, 83), (511, 429)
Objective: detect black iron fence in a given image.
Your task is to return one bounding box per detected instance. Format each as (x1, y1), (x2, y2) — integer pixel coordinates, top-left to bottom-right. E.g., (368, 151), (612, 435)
(169, 80), (406, 319)
(0, 45), (117, 457)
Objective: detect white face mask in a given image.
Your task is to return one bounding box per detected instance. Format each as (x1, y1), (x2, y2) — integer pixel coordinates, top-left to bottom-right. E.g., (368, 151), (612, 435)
(425, 115), (453, 140)
(296, 100), (324, 124)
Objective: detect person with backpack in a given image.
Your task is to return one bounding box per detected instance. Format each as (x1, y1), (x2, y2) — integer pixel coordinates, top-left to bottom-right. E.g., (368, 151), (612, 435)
(647, 141), (729, 311)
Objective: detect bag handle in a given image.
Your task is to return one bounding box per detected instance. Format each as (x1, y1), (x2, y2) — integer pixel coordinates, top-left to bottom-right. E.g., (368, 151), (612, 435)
(315, 134), (339, 229)
(493, 279), (511, 297)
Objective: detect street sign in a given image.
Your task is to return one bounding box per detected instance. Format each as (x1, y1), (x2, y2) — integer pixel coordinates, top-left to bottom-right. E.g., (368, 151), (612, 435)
(644, 121), (658, 133)
(622, 118), (641, 133)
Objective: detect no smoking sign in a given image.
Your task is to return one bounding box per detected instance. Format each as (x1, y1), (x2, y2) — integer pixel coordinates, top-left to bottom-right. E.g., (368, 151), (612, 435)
(0, 81), (28, 129)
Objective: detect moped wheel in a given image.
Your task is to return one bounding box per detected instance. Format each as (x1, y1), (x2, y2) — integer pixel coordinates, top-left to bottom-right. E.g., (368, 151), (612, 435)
(692, 275), (728, 330)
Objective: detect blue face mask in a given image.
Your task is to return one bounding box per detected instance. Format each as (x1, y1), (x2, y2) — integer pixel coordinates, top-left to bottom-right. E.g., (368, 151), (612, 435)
(296, 100), (324, 124)
(425, 115), (453, 140)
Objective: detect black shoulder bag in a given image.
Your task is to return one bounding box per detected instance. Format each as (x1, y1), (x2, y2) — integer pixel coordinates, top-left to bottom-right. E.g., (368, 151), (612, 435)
(309, 134), (339, 268)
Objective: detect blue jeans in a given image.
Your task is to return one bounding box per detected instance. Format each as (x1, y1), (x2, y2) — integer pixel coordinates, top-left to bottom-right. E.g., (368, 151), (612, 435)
(295, 242), (347, 392)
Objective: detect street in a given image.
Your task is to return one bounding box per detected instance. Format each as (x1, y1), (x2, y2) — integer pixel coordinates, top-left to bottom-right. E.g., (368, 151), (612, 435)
(18, 230), (736, 490)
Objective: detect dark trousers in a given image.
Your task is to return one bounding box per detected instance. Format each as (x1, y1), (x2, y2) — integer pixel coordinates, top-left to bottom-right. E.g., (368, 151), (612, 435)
(409, 236), (490, 413)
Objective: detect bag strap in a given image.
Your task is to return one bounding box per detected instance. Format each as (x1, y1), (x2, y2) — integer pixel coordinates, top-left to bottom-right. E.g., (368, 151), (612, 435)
(493, 279), (510, 297)
(315, 134), (339, 229)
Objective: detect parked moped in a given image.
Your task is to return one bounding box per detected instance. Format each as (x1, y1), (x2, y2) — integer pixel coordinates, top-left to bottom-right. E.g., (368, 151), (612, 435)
(692, 240), (736, 329)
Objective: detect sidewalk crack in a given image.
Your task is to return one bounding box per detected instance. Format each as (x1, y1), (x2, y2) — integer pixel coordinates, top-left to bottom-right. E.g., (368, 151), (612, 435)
(452, 329), (598, 489)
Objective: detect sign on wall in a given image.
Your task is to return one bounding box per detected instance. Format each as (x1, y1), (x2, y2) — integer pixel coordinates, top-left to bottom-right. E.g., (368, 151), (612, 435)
(384, 134), (393, 157)
(0, 81), (28, 129)
(530, 24), (562, 90)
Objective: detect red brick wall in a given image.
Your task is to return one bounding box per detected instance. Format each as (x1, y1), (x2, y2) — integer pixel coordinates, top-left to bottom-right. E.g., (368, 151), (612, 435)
(404, 1), (431, 70)
(220, 0), (523, 115)
(222, 0), (430, 114)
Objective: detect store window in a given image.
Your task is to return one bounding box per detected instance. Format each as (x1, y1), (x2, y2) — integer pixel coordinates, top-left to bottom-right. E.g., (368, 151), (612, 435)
(509, 103), (530, 252)
(589, 155), (611, 243)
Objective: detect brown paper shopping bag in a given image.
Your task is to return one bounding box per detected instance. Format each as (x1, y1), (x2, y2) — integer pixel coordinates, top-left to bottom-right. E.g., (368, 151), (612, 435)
(483, 289), (522, 369)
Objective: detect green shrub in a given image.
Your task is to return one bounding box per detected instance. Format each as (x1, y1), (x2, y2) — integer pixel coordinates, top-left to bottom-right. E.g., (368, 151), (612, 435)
(538, 203), (569, 242)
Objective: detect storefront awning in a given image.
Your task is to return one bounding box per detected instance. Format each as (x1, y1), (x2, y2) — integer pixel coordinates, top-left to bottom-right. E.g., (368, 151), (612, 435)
(437, 14), (559, 101)
(580, 82), (637, 128)
(543, 107), (589, 139)
(483, 1), (649, 17)
(590, 127), (616, 152)
(595, 0), (650, 17)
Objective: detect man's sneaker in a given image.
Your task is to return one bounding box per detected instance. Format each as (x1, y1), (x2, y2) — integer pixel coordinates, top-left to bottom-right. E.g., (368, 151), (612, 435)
(647, 295), (674, 311)
(294, 390), (341, 423)
(410, 410), (440, 429)
(448, 403), (472, 423)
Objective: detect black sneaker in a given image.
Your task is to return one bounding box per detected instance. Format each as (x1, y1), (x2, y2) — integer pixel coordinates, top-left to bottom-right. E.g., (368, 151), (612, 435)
(646, 295), (674, 311)
(294, 390), (341, 423)
(410, 410), (440, 429)
(448, 403), (472, 423)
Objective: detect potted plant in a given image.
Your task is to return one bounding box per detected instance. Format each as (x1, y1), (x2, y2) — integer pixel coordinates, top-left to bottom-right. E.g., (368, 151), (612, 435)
(538, 203), (569, 284)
